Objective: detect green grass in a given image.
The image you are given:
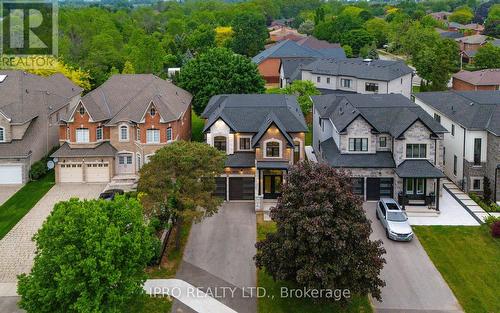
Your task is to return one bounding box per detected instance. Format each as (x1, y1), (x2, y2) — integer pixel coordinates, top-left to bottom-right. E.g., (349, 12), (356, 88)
(412, 85), (420, 93)
(0, 171), (55, 240)
(257, 221), (373, 313)
(191, 111), (204, 142)
(414, 226), (500, 313)
(305, 125), (312, 146)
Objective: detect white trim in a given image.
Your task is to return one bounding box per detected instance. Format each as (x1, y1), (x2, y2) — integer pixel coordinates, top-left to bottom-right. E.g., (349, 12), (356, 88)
(166, 127), (173, 143)
(68, 100), (95, 123)
(470, 176), (483, 191)
(144, 153), (155, 164)
(96, 126), (103, 141)
(0, 126), (5, 142)
(75, 128), (90, 143)
(0, 110), (11, 122)
(263, 138), (282, 158)
(119, 124), (130, 142)
(237, 135), (252, 151)
(404, 142), (429, 160)
(146, 128), (160, 144)
(136, 153), (142, 171)
(292, 137), (303, 162)
(347, 137), (369, 153)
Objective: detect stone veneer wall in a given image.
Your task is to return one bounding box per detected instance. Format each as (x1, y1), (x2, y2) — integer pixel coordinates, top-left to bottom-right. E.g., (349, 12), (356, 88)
(486, 132), (500, 201)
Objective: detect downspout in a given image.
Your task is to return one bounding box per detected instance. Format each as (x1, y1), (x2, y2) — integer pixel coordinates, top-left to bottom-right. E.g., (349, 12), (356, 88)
(462, 127), (466, 190)
(495, 166), (499, 203)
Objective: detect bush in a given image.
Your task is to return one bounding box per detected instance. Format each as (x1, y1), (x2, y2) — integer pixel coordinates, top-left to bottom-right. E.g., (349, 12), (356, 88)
(29, 161), (48, 180)
(469, 192), (500, 212)
(485, 215), (500, 226)
(492, 221), (500, 238)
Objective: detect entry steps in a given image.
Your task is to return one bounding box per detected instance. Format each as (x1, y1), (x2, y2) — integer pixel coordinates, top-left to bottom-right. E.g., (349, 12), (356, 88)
(105, 175), (138, 192)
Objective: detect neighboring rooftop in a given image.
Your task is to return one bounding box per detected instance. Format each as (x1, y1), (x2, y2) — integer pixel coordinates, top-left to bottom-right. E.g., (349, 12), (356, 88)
(438, 30), (463, 39)
(51, 142), (117, 158)
(453, 69), (500, 86)
(415, 91), (500, 136)
(455, 34), (488, 44)
(302, 58), (413, 82)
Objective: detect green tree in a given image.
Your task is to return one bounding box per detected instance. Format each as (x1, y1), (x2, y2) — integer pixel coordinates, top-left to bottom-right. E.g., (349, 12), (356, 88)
(364, 18), (389, 48)
(176, 47), (265, 115)
(231, 11), (268, 56)
(187, 24), (216, 55)
(343, 45), (353, 57)
(126, 31), (166, 75)
(255, 162), (386, 301)
(449, 6), (474, 24)
(122, 61), (135, 74)
(298, 20), (315, 35)
(341, 29), (374, 56)
(138, 141), (225, 248)
(17, 197), (158, 313)
(474, 43), (500, 69)
(266, 80), (320, 115)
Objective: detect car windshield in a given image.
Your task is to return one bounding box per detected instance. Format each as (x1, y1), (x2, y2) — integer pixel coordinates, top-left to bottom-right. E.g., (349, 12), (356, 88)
(387, 211), (407, 222)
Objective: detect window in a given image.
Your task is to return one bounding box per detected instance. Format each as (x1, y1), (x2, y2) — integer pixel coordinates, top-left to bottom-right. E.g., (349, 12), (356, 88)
(348, 138), (368, 152)
(341, 78), (351, 88)
(416, 178), (425, 195)
(379, 136), (387, 148)
(265, 141), (280, 157)
(434, 113), (441, 123)
(378, 202), (386, 217)
(96, 127), (103, 141)
(214, 136), (227, 152)
(146, 129), (160, 144)
(136, 128), (141, 141)
(453, 155), (457, 176)
(365, 82), (379, 92)
(406, 144), (427, 158)
(405, 179), (414, 194)
(166, 127), (173, 141)
(443, 147), (446, 165)
(119, 155), (133, 165)
(66, 127), (70, 141)
(326, 77), (330, 84)
(239, 137), (251, 150)
(451, 124), (455, 136)
(473, 138), (481, 165)
(0, 127), (4, 142)
(401, 78), (403, 84)
(75, 128), (89, 143)
(316, 76), (321, 83)
(79, 106), (85, 115)
(293, 141), (300, 163)
(119, 125), (129, 141)
(150, 107), (156, 116)
(472, 179), (481, 190)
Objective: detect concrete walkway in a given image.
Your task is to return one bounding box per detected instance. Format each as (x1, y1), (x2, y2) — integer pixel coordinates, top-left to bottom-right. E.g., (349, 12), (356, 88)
(442, 179), (490, 223)
(0, 183), (105, 297)
(0, 185), (23, 206)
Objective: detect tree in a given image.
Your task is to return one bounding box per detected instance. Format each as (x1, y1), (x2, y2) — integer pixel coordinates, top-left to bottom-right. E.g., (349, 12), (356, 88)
(122, 61), (135, 74)
(215, 26), (234, 47)
(17, 197), (158, 313)
(266, 80), (320, 115)
(255, 162), (386, 301)
(449, 6), (474, 24)
(231, 11), (268, 57)
(176, 47), (265, 115)
(360, 43), (379, 59)
(343, 45), (353, 57)
(298, 20), (315, 35)
(483, 176), (492, 204)
(138, 141), (225, 248)
(341, 29), (374, 56)
(364, 18), (389, 48)
(474, 43), (500, 69)
(187, 24), (216, 55)
(126, 30), (167, 75)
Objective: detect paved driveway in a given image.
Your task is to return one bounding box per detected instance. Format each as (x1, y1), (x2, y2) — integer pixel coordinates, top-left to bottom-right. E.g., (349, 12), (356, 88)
(0, 183), (105, 297)
(365, 202), (463, 313)
(173, 202), (257, 313)
(0, 185), (23, 206)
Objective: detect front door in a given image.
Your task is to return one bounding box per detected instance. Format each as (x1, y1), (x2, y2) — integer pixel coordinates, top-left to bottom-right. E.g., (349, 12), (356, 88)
(263, 170), (283, 199)
(405, 178), (426, 196)
(116, 153), (134, 174)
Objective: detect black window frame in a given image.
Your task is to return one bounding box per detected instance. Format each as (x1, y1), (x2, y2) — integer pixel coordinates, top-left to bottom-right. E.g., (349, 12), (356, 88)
(406, 144), (427, 158)
(473, 138), (481, 165)
(434, 113), (441, 123)
(365, 82), (379, 92)
(379, 136), (387, 148)
(214, 136), (227, 152)
(348, 138), (368, 152)
(265, 141), (280, 157)
(472, 179), (481, 190)
(239, 137), (251, 150)
(453, 155), (457, 176)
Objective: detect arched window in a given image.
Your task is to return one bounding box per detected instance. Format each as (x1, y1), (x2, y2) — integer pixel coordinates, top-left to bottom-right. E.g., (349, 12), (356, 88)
(119, 125), (129, 141)
(0, 127), (5, 142)
(214, 136), (227, 152)
(265, 141), (280, 158)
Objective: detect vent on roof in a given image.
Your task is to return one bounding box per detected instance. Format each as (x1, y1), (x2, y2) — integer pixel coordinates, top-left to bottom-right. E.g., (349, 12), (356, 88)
(0, 75), (7, 83)
(469, 102), (474, 106)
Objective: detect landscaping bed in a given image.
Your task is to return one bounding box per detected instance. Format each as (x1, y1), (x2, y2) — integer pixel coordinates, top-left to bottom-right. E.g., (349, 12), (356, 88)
(414, 225), (500, 313)
(469, 192), (500, 212)
(0, 171), (55, 240)
(257, 221), (373, 313)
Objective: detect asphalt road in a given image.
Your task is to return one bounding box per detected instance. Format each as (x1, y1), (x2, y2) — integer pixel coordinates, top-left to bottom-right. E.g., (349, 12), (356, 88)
(364, 202), (463, 313)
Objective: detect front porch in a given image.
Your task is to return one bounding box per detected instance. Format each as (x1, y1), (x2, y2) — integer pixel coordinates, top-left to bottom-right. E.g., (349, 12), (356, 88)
(255, 161), (289, 213)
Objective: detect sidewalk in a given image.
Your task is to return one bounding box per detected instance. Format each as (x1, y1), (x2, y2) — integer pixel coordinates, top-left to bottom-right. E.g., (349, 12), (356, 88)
(442, 179), (491, 223)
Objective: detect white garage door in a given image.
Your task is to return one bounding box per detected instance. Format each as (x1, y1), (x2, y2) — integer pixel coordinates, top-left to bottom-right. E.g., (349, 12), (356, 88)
(59, 163), (83, 183)
(0, 165), (23, 184)
(86, 163), (110, 183)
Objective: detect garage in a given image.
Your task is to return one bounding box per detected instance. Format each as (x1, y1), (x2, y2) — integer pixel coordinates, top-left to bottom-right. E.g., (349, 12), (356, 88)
(214, 177), (227, 200)
(86, 163), (110, 183)
(229, 177), (255, 200)
(366, 177), (394, 200)
(59, 163), (83, 183)
(0, 165), (23, 184)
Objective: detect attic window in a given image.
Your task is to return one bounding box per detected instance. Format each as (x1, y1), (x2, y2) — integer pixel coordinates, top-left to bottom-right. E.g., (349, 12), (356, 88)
(79, 106), (85, 115)
(150, 107), (156, 116)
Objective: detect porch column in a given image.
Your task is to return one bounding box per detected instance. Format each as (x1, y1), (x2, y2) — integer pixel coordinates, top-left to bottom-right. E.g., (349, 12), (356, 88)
(436, 177), (440, 210)
(402, 177), (406, 210)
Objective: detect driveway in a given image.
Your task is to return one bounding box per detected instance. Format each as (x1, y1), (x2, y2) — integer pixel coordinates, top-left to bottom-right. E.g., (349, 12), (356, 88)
(0, 185), (23, 206)
(0, 183), (105, 300)
(172, 202), (257, 313)
(365, 202), (463, 313)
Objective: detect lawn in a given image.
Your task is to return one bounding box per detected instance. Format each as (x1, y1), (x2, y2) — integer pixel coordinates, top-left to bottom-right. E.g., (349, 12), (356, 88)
(257, 221), (373, 313)
(414, 226), (500, 313)
(191, 111), (204, 142)
(305, 125), (312, 146)
(0, 171), (55, 240)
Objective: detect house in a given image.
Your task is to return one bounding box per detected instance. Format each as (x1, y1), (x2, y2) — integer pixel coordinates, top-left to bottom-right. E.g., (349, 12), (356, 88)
(436, 29), (464, 39)
(269, 27), (305, 42)
(455, 35), (489, 64)
(252, 38), (346, 87)
(201, 94), (308, 212)
(448, 22), (464, 32)
(313, 93), (447, 209)
(286, 58), (413, 98)
(414, 91), (500, 202)
(51, 74), (192, 184)
(429, 11), (451, 21)
(452, 69), (500, 91)
(0, 71), (82, 184)
(461, 23), (484, 35)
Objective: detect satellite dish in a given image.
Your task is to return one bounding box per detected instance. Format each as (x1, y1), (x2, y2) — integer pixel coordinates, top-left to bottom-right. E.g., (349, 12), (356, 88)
(47, 160), (55, 170)
(53, 157), (58, 163)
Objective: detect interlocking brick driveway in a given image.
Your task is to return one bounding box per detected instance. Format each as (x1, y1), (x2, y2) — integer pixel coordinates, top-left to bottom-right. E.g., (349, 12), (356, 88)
(0, 184), (105, 289)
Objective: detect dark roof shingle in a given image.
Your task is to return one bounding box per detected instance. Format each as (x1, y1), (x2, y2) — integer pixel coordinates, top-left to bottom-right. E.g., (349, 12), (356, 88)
(319, 138), (395, 168)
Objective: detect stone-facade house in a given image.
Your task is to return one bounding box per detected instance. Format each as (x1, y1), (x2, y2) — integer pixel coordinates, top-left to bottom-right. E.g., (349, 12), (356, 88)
(51, 74), (192, 184)
(313, 94), (447, 209)
(415, 91), (500, 202)
(0, 71), (82, 184)
(201, 94), (307, 213)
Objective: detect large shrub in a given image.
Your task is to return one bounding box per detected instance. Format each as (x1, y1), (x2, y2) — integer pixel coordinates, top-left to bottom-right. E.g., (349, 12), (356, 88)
(492, 221), (500, 238)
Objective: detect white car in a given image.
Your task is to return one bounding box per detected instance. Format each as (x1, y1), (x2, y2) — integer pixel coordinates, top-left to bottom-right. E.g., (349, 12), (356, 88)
(376, 198), (414, 242)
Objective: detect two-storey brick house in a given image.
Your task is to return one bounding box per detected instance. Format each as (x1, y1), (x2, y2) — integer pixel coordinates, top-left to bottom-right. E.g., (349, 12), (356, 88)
(51, 74), (192, 183)
(201, 94), (308, 212)
(313, 94), (447, 209)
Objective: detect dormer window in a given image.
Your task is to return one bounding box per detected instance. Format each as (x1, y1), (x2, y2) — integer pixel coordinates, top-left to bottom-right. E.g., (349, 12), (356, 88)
(119, 125), (129, 141)
(150, 107), (156, 116)
(0, 127), (4, 142)
(79, 106), (85, 115)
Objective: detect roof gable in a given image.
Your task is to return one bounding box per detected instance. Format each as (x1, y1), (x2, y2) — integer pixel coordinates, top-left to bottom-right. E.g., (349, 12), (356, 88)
(252, 112), (294, 148)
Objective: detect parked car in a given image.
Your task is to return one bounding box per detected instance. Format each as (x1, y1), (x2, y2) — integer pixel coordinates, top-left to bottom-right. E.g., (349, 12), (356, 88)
(376, 198), (414, 242)
(99, 189), (124, 201)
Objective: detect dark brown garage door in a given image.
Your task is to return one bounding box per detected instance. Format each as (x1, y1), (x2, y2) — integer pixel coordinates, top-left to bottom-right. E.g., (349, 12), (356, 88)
(229, 177), (255, 200)
(366, 178), (393, 200)
(214, 177), (227, 200)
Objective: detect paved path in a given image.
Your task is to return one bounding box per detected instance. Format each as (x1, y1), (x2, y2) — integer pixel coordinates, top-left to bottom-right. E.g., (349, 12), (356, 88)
(172, 202), (257, 313)
(0, 185), (23, 206)
(0, 184), (105, 295)
(365, 202), (463, 313)
(443, 180), (490, 223)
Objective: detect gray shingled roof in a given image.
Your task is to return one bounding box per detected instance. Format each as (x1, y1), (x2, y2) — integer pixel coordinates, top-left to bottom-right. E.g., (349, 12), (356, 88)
(415, 91), (500, 136)
(302, 58), (413, 82)
(74, 74), (192, 124)
(256, 161), (290, 169)
(202, 94), (308, 133)
(320, 138), (395, 168)
(395, 160), (445, 178)
(281, 58), (316, 80)
(313, 93), (447, 138)
(252, 111), (295, 148)
(51, 142), (117, 158)
(225, 152), (255, 168)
